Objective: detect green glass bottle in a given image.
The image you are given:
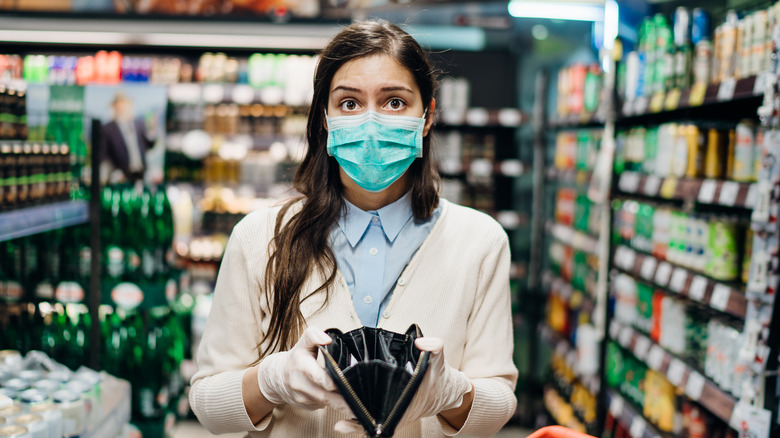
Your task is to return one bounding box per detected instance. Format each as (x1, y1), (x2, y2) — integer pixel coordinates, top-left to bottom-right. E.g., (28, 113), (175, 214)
(122, 187), (142, 283)
(104, 187), (125, 282)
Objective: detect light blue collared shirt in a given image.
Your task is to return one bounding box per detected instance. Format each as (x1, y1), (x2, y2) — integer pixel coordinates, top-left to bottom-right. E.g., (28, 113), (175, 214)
(330, 192), (441, 327)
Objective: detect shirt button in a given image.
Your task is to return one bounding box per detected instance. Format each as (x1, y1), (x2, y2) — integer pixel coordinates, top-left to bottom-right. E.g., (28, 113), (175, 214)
(382, 310), (390, 319)
(397, 278), (406, 286)
(371, 217), (379, 223)
(364, 295), (373, 304)
(369, 247), (378, 256)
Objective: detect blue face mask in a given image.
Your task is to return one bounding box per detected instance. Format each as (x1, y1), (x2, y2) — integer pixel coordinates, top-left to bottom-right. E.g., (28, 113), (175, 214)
(326, 110), (426, 193)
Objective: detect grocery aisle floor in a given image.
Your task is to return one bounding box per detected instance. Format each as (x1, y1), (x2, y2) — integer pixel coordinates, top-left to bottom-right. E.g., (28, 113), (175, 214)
(171, 420), (533, 437)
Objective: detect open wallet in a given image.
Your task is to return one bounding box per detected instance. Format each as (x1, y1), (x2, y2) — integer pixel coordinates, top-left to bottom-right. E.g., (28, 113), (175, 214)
(319, 324), (430, 437)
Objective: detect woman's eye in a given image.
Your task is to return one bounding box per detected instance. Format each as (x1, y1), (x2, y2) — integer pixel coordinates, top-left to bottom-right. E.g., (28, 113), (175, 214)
(386, 99), (406, 111)
(340, 100), (359, 111)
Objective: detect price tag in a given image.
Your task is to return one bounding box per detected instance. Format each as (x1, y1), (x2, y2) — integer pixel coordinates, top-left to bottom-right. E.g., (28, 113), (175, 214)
(729, 403), (773, 438)
(623, 249), (637, 272)
(669, 268), (689, 293)
(614, 246), (627, 265)
(711, 284), (731, 312)
(610, 395), (625, 417)
(640, 257), (658, 281)
(644, 175), (662, 196)
(689, 275), (708, 302)
(634, 96), (649, 114)
(698, 179), (718, 204)
(689, 82), (708, 106)
(634, 336), (651, 360)
(609, 320), (621, 340)
(630, 416), (647, 438)
(754, 71), (770, 95)
(619, 326), (633, 347)
(647, 345), (665, 370)
(665, 88), (681, 111)
(655, 262), (673, 287)
(660, 177), (678, 199)
(667, 358), (687, 386)
(719, 181), (739, 206)
(745, 183), (758, 208)
(685, 371), (705, 400)
(717, 77), (737, 101)
(619, 172), (641, 193)
(650, 91), (665, 113)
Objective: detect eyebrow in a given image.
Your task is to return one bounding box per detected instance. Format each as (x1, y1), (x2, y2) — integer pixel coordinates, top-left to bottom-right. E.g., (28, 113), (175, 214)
(331, 85), (415, 94)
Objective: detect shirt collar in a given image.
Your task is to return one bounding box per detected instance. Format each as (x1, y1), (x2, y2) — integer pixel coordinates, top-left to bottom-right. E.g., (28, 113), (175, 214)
(338, 192), (414, 247)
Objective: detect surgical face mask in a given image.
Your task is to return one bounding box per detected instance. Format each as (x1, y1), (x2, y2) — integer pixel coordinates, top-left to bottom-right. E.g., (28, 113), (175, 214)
(326, 110), (426, 193)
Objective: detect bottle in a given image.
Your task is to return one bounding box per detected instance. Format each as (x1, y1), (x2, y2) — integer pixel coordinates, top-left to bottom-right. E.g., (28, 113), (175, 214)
(121, 187), (141, 282)
(704, 128), (724, 179)
(684, 124), (704, 177)
(732, 120), (756, 181)
(103, 187), (125, 282)
(671, 123), (689, 177)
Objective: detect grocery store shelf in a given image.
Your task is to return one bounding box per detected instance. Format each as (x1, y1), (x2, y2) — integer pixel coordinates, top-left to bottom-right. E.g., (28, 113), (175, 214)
(545, 221), (599, 256)
(542, 270), (597, 315)
(540, 323), (600, 396)
(543, 386), (589, 433)
(612, 245), (748, 320)
(85, 373), (131, 438)
(616, 171), (757, 209)
(606, 390), (667, 438)
(435, 108), (526, 128)
(608, 320), (738, 430)
(0, 201), (89, 243)
(548, 113), (605, 129)
(619, 73), (768, 119)
(545, 168), (593, 186)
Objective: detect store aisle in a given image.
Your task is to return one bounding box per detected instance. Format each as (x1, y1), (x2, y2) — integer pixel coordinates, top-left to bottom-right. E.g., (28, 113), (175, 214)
(171, 420), (533, 437)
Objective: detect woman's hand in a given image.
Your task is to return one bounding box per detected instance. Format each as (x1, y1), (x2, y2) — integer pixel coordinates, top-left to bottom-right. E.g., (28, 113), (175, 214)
(333, 337), (473, 434)
(257, 326), (350, 412)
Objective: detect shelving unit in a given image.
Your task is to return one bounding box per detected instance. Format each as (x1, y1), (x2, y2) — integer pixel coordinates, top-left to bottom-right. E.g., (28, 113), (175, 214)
(616, 171), (757, 209)
(0, 201), (88, 242)
(606, 390), (665, 438)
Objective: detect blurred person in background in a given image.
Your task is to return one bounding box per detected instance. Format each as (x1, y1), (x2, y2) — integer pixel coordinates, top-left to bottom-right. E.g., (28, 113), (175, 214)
(190, 19), (517, 437)
(100, 91), (157, 184)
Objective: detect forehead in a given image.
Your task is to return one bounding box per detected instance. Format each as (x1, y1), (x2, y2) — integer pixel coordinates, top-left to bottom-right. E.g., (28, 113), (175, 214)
(330, 54), (419, 92)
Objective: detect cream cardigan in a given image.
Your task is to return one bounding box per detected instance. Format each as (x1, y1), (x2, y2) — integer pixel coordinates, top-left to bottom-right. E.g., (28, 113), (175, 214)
(189, 199), (518, 437)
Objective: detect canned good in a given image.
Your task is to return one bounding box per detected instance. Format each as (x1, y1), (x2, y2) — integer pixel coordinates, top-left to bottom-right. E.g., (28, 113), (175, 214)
(0, 381), (27, 395)
(29, 403), (63, 438)
(0, 352), (21, 369)
(18, 390), (49, 411)
(0, 425), (30, 438)
(12, 415), (45, 438)
(30, 380), (60, 396)
(64, 379), (97, 426)
(0, 372), (12, 384)
(44, 371), (70, 385)
(0, 395), (11, 410)
(0, 406), (23, 423)
(52, 390), (86, 438)
(0, 390), (17, 402)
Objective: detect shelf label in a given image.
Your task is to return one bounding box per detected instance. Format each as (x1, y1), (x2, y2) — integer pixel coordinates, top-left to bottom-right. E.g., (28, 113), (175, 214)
(630, 416), (647, 438)
(619, 326), (633, 347)
(685, 371), (705, 400)
(669, 267), (688, 293)
(689, 82), (708, 106)
(711, 284), (731, 312)
(717, 78), (737, 101)
(634, 336), (651, 360)
(665, 88), (681, 111)
(623, 249), (637, 272)
(660, 177), (678, 199)
(667, 358), (687, 386)
(202, 84), (225, 104)
(466, 108), (490, 126)
(614, 246), (626, 265)
(729, 403), (772, 438)
(655, 262), (673, 287)
(610, 395), (624, 417)
(745, 183), (759, 208)
(689, 275), (708, 302)
(634, 96), (649, 114)
(647, 345), (665, 370)
(650, 92), (665, 113)
(698, 179), (718, 204)
(609, 320), (621, 340)
(719, 181), (739, 206)
(640, 257), (658, 281)
(619, 172), (641, 193)
(754, 72), (771, 95)
(644, 175), (662, 196)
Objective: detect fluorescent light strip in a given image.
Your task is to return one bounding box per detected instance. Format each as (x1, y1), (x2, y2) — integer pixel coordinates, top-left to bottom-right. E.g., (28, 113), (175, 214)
(603, 0), (619, 49)
(0, 29), (331, 50)
(508, 0), (605, 22)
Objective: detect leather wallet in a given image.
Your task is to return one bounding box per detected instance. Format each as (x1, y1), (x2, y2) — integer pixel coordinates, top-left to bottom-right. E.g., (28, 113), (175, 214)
(319, 324), (430, 437)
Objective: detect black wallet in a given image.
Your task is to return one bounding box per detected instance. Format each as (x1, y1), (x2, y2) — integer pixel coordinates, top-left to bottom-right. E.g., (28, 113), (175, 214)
(319, 324), (430, 437)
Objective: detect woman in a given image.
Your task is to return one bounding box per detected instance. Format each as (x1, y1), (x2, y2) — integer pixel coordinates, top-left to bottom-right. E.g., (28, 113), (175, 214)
(190, 19), (517, 437)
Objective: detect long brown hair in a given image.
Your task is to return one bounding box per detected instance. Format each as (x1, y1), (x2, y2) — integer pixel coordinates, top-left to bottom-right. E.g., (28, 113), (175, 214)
(259, 19), (441, 357)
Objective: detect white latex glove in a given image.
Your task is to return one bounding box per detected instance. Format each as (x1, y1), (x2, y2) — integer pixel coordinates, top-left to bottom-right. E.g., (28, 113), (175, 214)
(333, 337), (473, 435)
(257, 326), (350, 412)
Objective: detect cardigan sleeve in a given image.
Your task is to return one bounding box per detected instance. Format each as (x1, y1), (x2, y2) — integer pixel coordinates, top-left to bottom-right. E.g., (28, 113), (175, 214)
(188, 212), (274, 434)
(439, 225), (518, 437)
